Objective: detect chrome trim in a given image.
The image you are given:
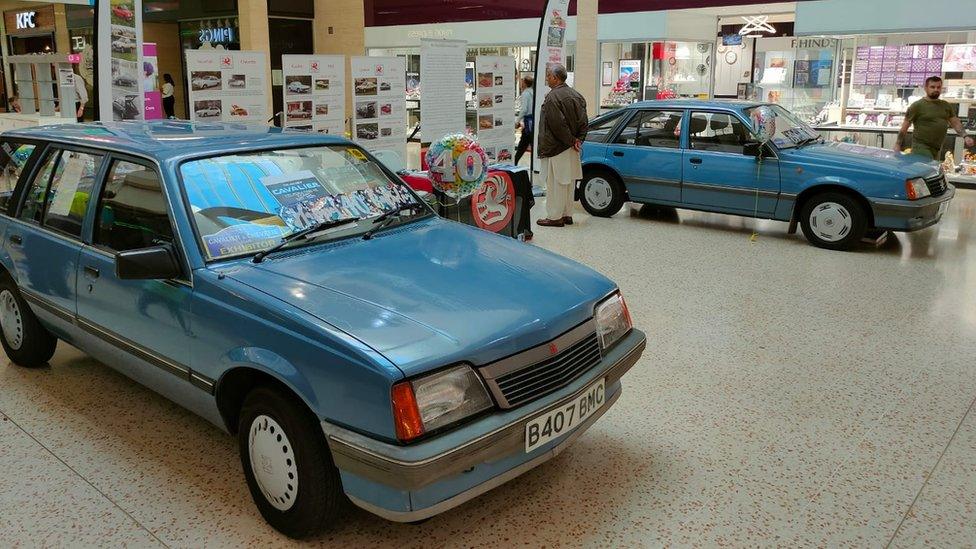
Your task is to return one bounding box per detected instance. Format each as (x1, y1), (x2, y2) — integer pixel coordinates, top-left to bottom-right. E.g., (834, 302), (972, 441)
(625, 175), (681, 188)
(345, 389), (621, 523)
(479, 320), (596, 381)
(323, 333), (645, 490)
(76, 317), (190, 378)
(682, 182), (780, 199)
(20, 289), (75, 324)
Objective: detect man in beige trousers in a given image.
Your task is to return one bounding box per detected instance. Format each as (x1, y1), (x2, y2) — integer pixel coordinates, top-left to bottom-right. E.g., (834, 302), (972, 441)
(536, 64), (588, 227)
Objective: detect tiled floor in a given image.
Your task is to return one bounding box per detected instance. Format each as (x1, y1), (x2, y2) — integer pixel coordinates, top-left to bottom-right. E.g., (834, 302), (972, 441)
(2, 190), (976, 547)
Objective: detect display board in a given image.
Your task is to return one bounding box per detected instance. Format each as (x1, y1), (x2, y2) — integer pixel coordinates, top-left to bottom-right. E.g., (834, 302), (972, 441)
(143, 43), (162, 120)
(420, 39), (467, 143)
(98, 0), (144, 121)
(476, 55), (515, 163)
(854, 45), (943, 87)
(350, 56), (406, 162)
(281, 54), (346, 134)
(185, 50), (268, 123)
(943, 44), (976, 73)
(532, 0), (571, 175)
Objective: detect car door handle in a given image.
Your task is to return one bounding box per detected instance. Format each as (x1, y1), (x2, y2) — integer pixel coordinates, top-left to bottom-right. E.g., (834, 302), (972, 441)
(8, 234), (22, 245)
(83, 266), (100, 279)
(612, 151), (624, 157)
(689, 157), (703, 164)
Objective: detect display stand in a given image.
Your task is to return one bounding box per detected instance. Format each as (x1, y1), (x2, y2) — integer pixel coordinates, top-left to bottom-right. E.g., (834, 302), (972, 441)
(8, 54), (76, 120)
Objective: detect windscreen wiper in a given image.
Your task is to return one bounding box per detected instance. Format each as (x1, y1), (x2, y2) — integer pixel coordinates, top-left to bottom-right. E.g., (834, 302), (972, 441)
(362, 202), (427, 241)
(253, 217), (359, 263)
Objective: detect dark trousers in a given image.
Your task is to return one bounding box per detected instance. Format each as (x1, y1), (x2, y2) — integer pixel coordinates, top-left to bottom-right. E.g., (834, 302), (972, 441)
(163, 96), (175, 118)
(514, 129), (533, 165)
(76, 102), (83, 123)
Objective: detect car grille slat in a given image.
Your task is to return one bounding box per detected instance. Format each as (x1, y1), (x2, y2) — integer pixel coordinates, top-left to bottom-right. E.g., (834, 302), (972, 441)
(483, 331), (603, 408)
(925, 174), (947, 197)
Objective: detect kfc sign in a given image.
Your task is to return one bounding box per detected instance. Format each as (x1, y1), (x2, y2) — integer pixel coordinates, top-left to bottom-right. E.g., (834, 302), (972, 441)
(15, 11), (36, 30)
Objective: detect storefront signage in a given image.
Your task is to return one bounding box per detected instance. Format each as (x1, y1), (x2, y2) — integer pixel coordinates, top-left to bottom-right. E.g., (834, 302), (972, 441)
(4, 6), (54, 34)
(15, 11), (36, 29)
(794, 38), (837, 50)
(407, 28), (453, 40)
(199, 27), (235, 45)
(739, 15), (776, 36)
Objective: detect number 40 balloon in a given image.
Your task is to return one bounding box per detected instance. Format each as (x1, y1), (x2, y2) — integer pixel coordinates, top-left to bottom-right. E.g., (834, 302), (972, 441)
(425, 134), (489, 198)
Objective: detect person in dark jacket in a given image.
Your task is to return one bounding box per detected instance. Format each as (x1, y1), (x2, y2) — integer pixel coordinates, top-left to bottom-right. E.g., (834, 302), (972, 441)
(536, 64), (587, 227)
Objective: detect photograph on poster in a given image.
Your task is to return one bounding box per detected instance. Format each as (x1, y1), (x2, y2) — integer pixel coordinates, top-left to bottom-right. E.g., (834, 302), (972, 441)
(315, 78), (330, 90)
(547, 26), (564, 47)
(478, 72), (494, 87)
(315, 104), (329, 115)
(228, 74), (246, 88)
(380, 127), (392, 137)
(286, 75), (312, 95)
(229, 104), (249, 117)
(478, 94), (494, 108)
(112, 59), (139, 91)
(380, 103), (392, 115)
(191, 71), (222, 91)
(356, 101), (377, 119)
(110, 1), (135, 24)
(357, 123), (379, 139)
(379, 81), (391, 91)
(494, 75), (503, 86)
(355, 78), (378, 95)
(479, 115), (494, 129)
(287, 101), (313, 120)
(111, 26), (137, 60)
(194, 99), (222, 118)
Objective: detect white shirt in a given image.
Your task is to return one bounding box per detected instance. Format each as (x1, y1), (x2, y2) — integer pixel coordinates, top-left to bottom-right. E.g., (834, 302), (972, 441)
(73, 75), (88, 104)
(518, 88), (534, 121)
(162, 82), (174, 99)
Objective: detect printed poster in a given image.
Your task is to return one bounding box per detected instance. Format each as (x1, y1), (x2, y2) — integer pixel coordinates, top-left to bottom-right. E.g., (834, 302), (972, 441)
(281, 55), (346, 135)
(943, 44), (976, 73)
(476, 56), (515, 163)
(97, 0), (144, 120)
(350, 56), (406, 162)
(186, 50), (268, 123)
(143, 43), (162, 119)
(532, 0), (571, 176)
(420, 39), (467, 144)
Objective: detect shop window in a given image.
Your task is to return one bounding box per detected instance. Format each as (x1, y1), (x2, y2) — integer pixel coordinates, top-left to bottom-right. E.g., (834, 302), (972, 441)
(41, 150), (103, 238)
(94, 160), (173, 252)
(584, 110), (627, 143)
(19, 149), (60, 224)
(689, 112), (752, 154)
(0, 141), (36, 212)
(614, 110), (683, 149)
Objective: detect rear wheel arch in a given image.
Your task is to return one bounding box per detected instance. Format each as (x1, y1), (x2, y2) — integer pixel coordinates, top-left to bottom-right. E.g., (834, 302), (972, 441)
(793, 184), (875, 228)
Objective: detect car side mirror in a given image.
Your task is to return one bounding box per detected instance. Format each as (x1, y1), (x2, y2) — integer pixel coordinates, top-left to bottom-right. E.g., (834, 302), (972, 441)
(116, 245), (182, 280)
(743, 141), (763, 158)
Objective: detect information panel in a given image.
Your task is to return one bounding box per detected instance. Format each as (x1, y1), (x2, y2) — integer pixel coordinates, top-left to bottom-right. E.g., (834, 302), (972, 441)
(532, 0), (571, 174)
(420, 39), (467, 143)
(281, 54), (346, 134)
(185, 50), (268, 123)
(98, 0), (144, 120)
(476, 55), (515, 163)
(350, 56), (406, 162)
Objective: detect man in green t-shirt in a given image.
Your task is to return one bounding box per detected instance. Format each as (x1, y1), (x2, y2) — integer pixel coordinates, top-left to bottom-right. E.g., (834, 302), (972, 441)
(896, 76), (966, 160)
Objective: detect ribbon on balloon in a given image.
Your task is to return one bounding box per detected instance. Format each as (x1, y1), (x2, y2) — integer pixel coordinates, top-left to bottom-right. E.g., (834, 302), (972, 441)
(747, 105), (777, 242)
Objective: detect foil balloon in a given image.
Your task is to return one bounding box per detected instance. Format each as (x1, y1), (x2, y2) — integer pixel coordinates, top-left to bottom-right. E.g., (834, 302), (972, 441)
(425, 134), (489, 198)
(750, 105), (776, 144)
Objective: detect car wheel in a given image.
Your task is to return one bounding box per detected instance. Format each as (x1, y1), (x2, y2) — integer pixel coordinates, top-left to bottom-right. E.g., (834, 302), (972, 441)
(0, 277), (57, 367)
(799, 192), (867, 251)
(238, 385), (343, 539)
(580, 169), (625, 217)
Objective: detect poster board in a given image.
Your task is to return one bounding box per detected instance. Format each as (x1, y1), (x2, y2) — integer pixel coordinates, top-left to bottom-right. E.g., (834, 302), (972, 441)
(98, 0), (144, 120)
(143, 43), (162, 120)
(185, 50), (268, 123)
(420, 39), (467, 144)
(943, 44), (976, 73)
(532, 0), (571, 175)
(281, 54), (346, 135)
(350, 56), (406, 162)
(476, 55), (515, 163)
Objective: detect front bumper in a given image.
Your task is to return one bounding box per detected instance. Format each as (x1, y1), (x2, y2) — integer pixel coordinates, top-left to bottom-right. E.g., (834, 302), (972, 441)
(869, 184), (955, 231)
(321, 329), (646, 522)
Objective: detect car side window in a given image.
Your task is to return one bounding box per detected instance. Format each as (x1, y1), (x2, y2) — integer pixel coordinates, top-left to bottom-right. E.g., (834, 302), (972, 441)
(0, 141), (37, 212)
(689, 112), (752, 154)
(613, 110), (683, 149)
(94, 160), (175, 252)
(19, 149), (60, 224)
(42, 150), (104, 238)
(584, 111), (626, 143)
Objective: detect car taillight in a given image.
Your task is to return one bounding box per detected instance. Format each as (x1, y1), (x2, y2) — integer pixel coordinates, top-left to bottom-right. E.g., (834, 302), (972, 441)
(391, 382), (424, 441)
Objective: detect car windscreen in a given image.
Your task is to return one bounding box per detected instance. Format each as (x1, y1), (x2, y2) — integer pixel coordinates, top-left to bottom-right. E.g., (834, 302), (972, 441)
(745, 104), (820, 149)
(180, 145), (420, 261)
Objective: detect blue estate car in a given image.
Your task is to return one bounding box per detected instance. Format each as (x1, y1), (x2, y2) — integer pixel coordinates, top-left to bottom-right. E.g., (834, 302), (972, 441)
(0, 122), (646, 538)
(579, 100), (955, 250)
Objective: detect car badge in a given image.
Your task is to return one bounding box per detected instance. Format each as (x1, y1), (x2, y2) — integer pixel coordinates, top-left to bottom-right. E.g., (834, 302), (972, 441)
(549, 343), (558, 355)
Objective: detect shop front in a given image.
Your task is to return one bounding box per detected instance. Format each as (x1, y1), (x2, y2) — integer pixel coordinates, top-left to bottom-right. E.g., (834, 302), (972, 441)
(2, 4), (59, 112)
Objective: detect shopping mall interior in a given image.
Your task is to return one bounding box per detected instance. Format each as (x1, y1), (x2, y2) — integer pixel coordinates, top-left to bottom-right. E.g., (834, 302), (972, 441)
(1, 0), (975, 546)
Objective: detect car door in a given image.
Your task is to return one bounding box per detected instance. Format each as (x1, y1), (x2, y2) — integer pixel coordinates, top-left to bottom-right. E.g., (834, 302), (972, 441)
(680, 110), (780, 216)
(76, 155), (194, 382)
(5, 145), (104, 320)
(604, 109), (684, 203)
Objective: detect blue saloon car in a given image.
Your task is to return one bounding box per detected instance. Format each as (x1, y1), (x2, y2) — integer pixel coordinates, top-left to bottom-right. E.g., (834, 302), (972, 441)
(0, 122), (645, 538)
(580, 100), (955, 250)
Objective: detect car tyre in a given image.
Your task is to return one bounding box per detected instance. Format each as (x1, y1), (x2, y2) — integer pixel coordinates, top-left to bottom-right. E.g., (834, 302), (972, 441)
(799, 192), (867, 251)
(580, 169), (626, 217)
(238, 385), (343, 539)
(0, 277), (57, 368)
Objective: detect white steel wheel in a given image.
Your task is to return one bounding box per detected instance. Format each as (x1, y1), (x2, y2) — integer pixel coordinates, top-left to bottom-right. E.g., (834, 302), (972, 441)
(808, 201), (852, 243)
(0, 289), (24, 350)
(248, 414), (299, 511)
(584, 177), (614, 210)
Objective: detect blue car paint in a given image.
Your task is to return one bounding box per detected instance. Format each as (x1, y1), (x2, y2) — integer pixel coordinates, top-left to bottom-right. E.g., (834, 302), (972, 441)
(0, 121), (635, 518)
(584, 99), (949, 228)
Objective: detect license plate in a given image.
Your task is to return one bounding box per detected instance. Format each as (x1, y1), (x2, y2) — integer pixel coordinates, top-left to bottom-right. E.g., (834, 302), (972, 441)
(938, 201), (949, 217)
(524, 378), (606, 453)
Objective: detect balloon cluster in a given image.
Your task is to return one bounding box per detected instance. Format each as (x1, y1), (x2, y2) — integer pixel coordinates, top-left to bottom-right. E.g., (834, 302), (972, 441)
(425, 134), (489, 198)
(750, 105), (776, 144)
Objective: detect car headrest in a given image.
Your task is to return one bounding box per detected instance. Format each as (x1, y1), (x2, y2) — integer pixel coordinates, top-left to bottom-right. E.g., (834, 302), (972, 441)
(710, 117), (729, 131)
(689, 116), (707, 134)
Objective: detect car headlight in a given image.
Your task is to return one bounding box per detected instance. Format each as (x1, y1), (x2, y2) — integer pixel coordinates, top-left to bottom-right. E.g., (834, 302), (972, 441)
(595, 292), (633, 350)
(906, 177), (931, 200)
(391, 365), (493, 442)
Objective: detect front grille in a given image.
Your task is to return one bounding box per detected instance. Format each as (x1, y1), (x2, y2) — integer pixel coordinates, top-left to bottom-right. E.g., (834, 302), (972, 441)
(925, 174), (947, 197)
(489, 332), (602, 408)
